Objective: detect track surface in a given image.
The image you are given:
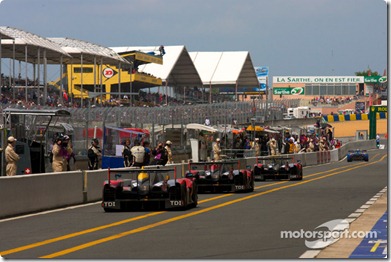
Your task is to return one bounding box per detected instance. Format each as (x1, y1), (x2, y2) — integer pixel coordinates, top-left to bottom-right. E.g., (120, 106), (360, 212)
(0, 149), (387, 259)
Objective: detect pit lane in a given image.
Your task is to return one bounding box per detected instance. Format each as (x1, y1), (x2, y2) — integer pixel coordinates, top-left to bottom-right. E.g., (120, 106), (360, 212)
(0, 149), (387, 259)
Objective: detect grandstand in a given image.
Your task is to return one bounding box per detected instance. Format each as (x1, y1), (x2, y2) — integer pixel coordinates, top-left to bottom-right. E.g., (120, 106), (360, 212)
(48, 39), (163, 103)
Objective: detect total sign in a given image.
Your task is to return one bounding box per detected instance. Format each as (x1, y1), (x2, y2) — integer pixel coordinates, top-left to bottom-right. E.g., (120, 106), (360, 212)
(103, 67), (117, 79)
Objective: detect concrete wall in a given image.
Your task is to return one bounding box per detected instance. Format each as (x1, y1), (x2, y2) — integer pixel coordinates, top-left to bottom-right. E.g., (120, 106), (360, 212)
(0, 139), (377, 219)
(0, 171), (84, 218)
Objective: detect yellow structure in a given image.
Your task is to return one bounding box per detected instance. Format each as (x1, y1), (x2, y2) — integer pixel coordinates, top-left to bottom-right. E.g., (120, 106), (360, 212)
(52, 51), (163, 101)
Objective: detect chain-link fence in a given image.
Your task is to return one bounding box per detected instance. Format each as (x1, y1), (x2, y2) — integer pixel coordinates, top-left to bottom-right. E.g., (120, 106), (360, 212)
(1, 99), (292, 157)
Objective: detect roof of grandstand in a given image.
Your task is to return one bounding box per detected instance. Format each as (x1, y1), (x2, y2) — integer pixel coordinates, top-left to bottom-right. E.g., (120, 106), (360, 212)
(0, 27), (129, 65)
(0, 28), (14, 39)
(49, 37), (130, 65)
(0, 26), (72, 64)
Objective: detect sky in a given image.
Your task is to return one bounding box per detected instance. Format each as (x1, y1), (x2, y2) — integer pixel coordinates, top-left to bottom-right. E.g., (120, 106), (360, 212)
(0, 0), (388, 81)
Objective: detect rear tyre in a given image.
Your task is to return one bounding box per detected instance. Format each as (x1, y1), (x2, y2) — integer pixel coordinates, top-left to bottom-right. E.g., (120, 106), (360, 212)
(298, 170), (303, 180)
(249, 175), (255, 192)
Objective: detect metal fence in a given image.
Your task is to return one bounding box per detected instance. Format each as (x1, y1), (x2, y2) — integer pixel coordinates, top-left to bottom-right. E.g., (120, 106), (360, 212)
(1, 99), (294, 157)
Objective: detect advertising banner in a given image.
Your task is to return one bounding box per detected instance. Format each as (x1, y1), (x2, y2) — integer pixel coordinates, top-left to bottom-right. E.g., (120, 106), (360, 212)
(255, 66), (269, 94)
(273, 76), (364, 84)
(364, 76), (387, 83)
(273, 87), (304, 95)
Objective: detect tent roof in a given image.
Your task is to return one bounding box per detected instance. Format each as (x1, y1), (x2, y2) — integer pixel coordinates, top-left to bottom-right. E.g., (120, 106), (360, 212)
(0, 26), (72, 64)
(111, 45), (202, 87)
(49, 37), (130, 65)
(189, 51), (259, 87)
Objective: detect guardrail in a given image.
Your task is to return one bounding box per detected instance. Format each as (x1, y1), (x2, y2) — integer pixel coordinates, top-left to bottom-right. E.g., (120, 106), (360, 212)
(0, 139), (378, 219)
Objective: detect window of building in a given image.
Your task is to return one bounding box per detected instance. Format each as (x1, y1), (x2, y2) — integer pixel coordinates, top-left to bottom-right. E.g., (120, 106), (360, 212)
(73, 67), (94, 73)
(335, 84), (342, 95)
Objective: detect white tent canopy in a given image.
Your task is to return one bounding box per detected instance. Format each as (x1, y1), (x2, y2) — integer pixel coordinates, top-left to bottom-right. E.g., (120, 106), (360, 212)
(111, 45), (202, 87)
(189, 51), (259, 87)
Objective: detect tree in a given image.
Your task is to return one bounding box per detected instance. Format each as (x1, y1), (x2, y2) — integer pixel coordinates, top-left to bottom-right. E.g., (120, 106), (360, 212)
(355, 68), (386, 93)
(354, 69), (379, 76)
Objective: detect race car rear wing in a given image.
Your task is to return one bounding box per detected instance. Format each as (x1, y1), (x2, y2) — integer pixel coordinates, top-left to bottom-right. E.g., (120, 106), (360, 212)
(255, 156), (296, 164)
(107, 167), (177, 185)
(187, 160), (240, 172)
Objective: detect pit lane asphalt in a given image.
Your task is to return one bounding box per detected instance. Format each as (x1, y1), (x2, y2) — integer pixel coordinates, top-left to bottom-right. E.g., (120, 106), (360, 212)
(0, 149), (387, 259)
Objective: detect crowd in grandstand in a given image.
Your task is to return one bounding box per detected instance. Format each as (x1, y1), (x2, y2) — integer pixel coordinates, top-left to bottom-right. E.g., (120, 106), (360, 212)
(0, 73), (220, 108)
(309, 95), (358, 106)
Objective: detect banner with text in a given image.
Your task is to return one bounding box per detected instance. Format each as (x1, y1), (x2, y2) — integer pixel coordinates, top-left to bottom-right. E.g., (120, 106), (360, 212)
(273, 76), (364, 84)
(273, 87), (304, 95)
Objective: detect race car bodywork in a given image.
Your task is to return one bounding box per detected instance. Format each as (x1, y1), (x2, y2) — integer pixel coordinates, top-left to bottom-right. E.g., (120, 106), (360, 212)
(102, 167), (198, 212)
(347, 149), (369, 162)
(185, 160), (254, 193)
(253, 156), (303, 181)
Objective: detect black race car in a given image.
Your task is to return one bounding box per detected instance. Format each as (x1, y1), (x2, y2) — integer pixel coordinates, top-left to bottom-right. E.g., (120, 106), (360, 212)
(253, 156), (303, 181)
(102, 167), (198, 211)
(185, 160), (254, 193)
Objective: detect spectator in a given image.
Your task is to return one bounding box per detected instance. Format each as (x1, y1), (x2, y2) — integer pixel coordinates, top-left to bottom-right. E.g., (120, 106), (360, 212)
(294, 140), (301, 153)
(159, 45), (166, 56)
(143, 140), (151, 166)
(252, 137), (261, 157)
(165, 140), (173, 164)
(62, 135), (75, 171)
(376, 134), (380, 148)
(260, 136), (268, 156)
(122, 138), (132, 167)
(199, 134), (208, 161)
(130, 140), (145, 167)
(233, 136), (243, 158)
(268, 138), (277, 156)
(319, 137), (328, 151)
(213, 138), (222, 161)
(288, 138), (295, 154)
(335, 139), (342, 149)
(88, 138), (102, 170)
(306, 139), (315, 152)
(151, 142), (168, 166)
(5, 136), (20, 176)
(327, 128), (333, 141)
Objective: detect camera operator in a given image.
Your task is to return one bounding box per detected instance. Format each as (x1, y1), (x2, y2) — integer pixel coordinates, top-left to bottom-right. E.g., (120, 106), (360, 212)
(151, 142), (168, 166)
(52, 134), (64, 172)
(52, 134), (74, 172)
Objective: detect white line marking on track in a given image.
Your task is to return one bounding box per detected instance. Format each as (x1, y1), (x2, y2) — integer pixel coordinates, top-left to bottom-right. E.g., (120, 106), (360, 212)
(0, 201), (101, 223)
(299, 186), (388, 258)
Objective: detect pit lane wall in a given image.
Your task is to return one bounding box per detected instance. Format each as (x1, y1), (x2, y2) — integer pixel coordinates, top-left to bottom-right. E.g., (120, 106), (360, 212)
(0, 139), (378, 219)
(323, 112), (387, 122)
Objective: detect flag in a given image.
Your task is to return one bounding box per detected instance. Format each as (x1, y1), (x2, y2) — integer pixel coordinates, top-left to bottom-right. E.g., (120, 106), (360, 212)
(63, 91), (69, 101)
